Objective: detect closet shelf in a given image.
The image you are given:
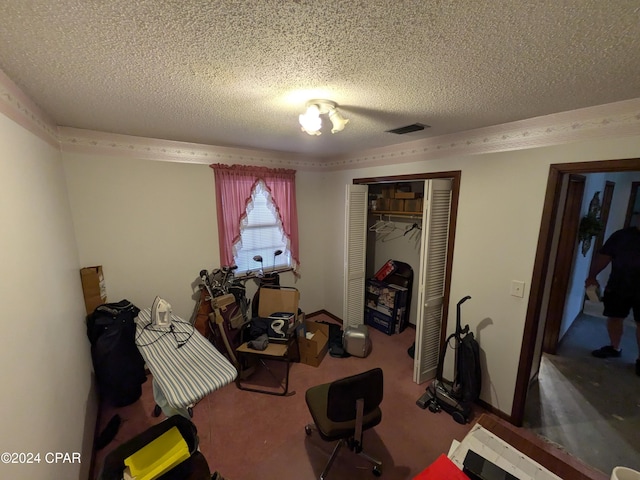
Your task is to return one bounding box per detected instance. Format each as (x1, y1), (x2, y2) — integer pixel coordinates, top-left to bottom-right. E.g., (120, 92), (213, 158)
(369, 210), (422, 216)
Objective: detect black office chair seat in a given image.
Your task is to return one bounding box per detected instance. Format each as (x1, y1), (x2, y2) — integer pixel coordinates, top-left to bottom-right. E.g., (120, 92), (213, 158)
(305, 368), (383, 479)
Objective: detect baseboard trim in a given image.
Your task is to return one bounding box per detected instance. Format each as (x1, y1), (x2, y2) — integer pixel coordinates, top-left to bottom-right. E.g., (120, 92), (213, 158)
(305, 309), (343, 322)
(83, 373), (100, 480)
(477, 399), (512, 424)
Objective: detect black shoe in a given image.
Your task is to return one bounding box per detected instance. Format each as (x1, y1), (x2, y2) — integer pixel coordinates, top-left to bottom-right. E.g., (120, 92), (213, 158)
(636, 359), (640, 377)
(591, 345), (621, 358)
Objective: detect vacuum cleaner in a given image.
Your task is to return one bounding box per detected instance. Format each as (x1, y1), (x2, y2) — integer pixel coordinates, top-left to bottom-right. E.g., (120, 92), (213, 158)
(416, 295), (481, 425)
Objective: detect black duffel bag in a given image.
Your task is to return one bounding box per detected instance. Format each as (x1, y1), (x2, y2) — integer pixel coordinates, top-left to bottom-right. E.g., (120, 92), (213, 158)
(87, 300), (147, 407)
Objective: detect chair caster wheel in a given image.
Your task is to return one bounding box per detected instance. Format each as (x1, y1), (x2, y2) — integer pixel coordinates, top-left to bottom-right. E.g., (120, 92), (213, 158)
(304, 425), (312, 436)
(373, 465), (382, 477)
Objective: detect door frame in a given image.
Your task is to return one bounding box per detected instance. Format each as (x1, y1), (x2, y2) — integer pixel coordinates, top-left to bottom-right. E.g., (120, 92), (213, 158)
(541, 174), (585, 355)
(624, 181), (640, 228)
(354, 171), (461, 370)
(511, 157), (640, 426)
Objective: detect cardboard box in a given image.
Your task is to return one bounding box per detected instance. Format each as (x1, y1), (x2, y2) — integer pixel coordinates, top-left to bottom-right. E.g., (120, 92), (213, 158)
(365, 280), (408, 335)
(80, 266), (107, 315)
(365, 307), (395, 335)
(257, 286), (302, 343)
(374, 197), (389, 211)
(381, 185), (396, 198)
(404, 198), (423, 212)
(394, 191), (419, 199)
(388, 198), (405, 211)
(365, 280), (407, 317)
(297, 320), (329, 367)
(258, 287), (300, 319)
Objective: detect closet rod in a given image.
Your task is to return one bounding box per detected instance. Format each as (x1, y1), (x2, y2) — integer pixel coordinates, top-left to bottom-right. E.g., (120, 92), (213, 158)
(373, 213), (422, 221)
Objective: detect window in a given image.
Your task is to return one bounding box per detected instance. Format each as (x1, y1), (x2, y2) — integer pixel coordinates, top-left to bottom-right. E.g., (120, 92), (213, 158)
(210, 164), (300, 276)
(234, 181), (292, 275)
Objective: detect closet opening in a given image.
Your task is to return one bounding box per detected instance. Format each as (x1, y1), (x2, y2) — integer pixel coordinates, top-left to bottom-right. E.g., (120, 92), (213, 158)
(348, 171), (461, 384)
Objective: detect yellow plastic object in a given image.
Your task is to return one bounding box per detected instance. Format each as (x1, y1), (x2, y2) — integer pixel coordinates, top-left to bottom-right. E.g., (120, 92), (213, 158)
(123, 426), (190, 480)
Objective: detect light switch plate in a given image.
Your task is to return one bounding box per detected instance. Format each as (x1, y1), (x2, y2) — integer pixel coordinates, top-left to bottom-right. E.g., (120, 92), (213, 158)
(511, 280), (525, 298)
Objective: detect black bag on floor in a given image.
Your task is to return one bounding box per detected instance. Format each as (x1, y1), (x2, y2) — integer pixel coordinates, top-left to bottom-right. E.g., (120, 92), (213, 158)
(458, 331), (481, 403)
(87, 300), (147, 407)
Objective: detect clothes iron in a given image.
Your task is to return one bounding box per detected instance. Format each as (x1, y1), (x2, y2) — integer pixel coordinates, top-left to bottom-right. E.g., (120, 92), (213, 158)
(151, 296), (173, 328)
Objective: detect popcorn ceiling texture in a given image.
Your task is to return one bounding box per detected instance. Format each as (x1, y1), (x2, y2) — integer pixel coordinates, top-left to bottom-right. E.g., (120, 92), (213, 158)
(0, 0), (639, 158)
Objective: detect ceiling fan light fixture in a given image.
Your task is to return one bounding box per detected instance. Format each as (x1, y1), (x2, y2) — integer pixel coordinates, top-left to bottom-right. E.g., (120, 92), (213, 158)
(299, 99), (348, 135)
(299, 104), (322, 135)
(328, 107), (349, 133)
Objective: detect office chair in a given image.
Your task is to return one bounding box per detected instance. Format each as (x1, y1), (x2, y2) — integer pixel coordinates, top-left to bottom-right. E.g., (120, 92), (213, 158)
(304, 367), (384, 479)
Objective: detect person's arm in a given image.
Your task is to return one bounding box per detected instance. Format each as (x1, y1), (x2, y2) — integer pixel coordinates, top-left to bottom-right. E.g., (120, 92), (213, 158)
(585, 253), (612, 287)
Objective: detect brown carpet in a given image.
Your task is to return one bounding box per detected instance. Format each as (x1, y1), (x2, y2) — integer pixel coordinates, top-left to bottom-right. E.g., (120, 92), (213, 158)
(92, 314), (481, 479)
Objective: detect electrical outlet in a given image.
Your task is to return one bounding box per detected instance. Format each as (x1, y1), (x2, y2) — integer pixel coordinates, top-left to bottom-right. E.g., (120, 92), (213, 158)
(511, 280), (525, 298)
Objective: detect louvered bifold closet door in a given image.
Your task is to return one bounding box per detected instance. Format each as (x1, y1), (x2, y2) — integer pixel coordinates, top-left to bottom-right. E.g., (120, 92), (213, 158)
(414, 179), (453, 384)
(343, 184), (368, 328)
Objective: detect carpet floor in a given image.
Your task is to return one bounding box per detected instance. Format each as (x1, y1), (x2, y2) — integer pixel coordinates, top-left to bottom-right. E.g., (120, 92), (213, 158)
(91, 314), (481, 479)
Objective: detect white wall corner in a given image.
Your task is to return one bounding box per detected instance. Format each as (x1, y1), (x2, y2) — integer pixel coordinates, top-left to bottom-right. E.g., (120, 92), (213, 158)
(0, 69), (59, 148)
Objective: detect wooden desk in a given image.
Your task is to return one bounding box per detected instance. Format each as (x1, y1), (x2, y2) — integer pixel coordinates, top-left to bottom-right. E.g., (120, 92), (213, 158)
(476, 414), (608, 480)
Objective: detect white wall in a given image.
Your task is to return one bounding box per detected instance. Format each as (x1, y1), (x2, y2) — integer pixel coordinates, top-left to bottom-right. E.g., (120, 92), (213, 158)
(0, 115), (94, 479)
(321, 135), (640, 416)
(62, 154), (328, 320)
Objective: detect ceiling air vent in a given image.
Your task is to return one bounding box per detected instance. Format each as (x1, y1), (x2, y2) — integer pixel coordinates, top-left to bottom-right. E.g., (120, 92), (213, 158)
(385, 123), (430, 135)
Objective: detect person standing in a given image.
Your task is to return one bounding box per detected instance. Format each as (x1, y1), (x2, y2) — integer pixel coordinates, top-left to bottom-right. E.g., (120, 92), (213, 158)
(585, 225), (640, 377)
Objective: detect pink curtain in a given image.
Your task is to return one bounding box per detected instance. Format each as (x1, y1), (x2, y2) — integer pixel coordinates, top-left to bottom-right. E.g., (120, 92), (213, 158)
(210, 164), (300, 271)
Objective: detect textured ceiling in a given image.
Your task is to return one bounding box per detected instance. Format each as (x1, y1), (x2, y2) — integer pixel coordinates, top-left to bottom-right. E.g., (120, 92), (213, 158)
(0, 0), (639, 158)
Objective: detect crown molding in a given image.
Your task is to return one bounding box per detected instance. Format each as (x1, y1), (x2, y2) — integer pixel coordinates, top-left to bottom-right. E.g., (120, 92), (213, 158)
(0, 69), (59, 148)
(325, 98), (640, 170)
(1, 69), (638, 170)
(57, 127), (325, 170)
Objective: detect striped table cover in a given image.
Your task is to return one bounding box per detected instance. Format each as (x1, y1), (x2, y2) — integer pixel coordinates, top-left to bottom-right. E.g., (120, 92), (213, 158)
(135, 308), (238, 408)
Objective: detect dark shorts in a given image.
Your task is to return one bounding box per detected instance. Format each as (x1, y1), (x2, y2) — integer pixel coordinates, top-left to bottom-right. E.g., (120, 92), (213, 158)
(602, 289), (640, 322)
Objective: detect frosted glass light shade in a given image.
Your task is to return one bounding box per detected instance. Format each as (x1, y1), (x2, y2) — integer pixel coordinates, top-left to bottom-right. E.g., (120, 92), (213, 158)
(329, 108), (349, 133)
(299, 104), (322, 135)
(299, 99), (348, 136)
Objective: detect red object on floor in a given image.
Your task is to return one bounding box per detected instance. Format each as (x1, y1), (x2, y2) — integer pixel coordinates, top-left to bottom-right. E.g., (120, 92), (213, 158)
(413, 454), (468, 479)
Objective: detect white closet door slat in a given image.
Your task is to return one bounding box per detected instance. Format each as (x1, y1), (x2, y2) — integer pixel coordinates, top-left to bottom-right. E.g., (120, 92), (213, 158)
(414, 179), (453, 383)
(344, 184), (368, 328)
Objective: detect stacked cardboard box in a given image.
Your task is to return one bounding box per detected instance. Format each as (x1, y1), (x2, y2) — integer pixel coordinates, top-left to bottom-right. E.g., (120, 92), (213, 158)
(364, 279), (408, 335)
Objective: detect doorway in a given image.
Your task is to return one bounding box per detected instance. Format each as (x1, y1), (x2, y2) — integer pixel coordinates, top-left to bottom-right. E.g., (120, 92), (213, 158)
(625, 181), (640, 228)
(349, 171), (461, 384)
(512, 157), (640, 426)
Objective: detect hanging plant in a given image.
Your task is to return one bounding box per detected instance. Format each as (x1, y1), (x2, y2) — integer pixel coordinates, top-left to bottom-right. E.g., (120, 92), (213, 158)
(578, 192), (604, 256)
